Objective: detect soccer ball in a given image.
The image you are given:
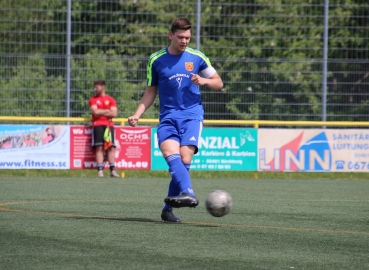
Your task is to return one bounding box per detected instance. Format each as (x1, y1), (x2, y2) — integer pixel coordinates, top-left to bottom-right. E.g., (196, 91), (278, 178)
(205, 190), (232, 217)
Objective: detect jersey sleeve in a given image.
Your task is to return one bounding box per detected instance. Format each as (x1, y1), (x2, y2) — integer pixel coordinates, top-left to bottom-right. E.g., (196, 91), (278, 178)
(89, 97), (95, 108)
(147, 49), (166, 86)
(197, 51), (216, 78)
(147, 62), (158, 86)
(200, 66), (217, 78)
(147, 57), (158, 86)
(109, 97), (117, 107)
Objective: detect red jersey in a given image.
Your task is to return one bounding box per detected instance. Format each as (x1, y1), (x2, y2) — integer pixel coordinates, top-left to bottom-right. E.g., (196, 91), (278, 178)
(89, 94), (117, 127)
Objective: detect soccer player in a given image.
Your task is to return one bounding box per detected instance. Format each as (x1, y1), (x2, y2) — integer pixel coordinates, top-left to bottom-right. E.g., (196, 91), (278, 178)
(89, 80), (120, 178)
(128, 18), (223, 222)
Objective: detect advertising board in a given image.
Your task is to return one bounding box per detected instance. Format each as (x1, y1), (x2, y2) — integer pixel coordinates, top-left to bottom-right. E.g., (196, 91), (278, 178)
(259, 129), (369, 172)
(70, 126), (151, 170)
(0, 125), (69, 169)
(151, 128), (258, 171)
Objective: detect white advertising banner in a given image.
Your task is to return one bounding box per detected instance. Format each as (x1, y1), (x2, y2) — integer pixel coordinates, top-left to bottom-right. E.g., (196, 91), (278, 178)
(0, 125), (70, 169)
(259, 129), (369, 172)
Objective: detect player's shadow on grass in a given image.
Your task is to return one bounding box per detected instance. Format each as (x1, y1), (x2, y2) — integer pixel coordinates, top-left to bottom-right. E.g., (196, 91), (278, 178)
(72, 216), (219, 227)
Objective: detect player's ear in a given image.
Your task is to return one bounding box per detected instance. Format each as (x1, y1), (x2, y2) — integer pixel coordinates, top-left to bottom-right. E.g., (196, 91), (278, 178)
(168, 31), (173, 40)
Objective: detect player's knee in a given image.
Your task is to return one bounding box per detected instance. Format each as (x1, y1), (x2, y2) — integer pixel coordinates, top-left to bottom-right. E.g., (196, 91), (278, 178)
(180, 145), (196, 162)
(180, 153), (194, 164)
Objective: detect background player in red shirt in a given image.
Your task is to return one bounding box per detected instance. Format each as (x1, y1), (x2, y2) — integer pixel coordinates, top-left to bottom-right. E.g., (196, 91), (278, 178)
(89, 80), (120, 178)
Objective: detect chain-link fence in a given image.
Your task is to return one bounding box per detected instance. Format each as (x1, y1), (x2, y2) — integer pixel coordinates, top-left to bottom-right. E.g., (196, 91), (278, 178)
(1, 1), (368, 121)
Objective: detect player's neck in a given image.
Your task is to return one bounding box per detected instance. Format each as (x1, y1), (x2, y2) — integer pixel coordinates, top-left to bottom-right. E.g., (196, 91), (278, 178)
(167, 45), (184, 55)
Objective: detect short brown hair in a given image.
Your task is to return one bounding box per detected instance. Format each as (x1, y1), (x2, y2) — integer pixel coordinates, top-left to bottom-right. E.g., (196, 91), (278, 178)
(93, 80), (106, 87)
(170, 18), (192, 33)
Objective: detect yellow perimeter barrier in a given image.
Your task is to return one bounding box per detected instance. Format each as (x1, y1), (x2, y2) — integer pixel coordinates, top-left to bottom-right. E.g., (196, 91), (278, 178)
(1, 116), (369, 127)
(1, 116), (369, 179)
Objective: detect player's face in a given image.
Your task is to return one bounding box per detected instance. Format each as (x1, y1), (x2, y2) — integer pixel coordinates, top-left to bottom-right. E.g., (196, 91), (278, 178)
(169, 29), (191, 54)
(94, 85), (105, 96)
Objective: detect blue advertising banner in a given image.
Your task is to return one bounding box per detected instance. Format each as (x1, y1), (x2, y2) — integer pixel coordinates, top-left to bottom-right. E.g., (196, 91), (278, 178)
(151, 128), (258, 171)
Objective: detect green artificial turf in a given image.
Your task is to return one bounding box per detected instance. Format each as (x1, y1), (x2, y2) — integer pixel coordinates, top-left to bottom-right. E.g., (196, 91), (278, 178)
(0, 174), (368, 269)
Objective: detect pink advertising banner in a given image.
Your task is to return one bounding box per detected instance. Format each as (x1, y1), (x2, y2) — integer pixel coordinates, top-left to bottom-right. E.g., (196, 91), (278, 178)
(259, 129), (369, 172)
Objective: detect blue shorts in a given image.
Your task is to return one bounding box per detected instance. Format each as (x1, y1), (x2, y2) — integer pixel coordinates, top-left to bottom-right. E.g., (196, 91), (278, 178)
(157, 118), (203, 154)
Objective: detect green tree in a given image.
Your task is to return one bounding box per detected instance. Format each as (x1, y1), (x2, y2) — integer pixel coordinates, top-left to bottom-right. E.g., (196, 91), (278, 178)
(0, 55), (65, 116)
(70, 49), (150, 119)
(208, 0), (369, 121)
(0, 0), (66, 54)
(1, 1), (368, 121)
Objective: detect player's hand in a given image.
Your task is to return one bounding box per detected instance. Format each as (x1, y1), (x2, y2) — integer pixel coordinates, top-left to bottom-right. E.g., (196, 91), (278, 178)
(128, 116), (139, 127)
(191, 73), (204, 86)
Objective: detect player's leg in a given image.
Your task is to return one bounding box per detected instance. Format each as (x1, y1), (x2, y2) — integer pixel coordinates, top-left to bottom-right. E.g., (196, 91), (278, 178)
(162, 167), (181, 211)
(157, 122), (195, 221)
(160, 139), (198, 210)
(92, 126), (105, 177)
(160, 148), (182, 221)
(157, 121), (182, 221)
(106, 127), (120, 177)
(180, 118), (202, 173)
(157, 120), (184, 198)
(161, 119), (201, 208)
(160, 139), (195, 195)
(179, 118), (202, 189)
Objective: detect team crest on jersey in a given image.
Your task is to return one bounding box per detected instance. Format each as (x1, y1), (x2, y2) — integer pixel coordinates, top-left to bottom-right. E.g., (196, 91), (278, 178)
(104, 100), (110, 106)
(185, 62), (194, 71)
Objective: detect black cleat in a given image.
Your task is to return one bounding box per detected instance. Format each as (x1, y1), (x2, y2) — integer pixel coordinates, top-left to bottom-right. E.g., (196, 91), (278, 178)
(161, 209), (181, 222)
(164, 193), (199, 208)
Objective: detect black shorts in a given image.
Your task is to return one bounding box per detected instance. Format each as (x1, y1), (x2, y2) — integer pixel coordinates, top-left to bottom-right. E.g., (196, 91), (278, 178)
(92, 125), (116, 148)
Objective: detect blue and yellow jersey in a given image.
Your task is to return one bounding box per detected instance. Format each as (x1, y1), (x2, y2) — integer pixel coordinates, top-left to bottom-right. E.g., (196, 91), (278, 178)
(147, 47), (213, 121)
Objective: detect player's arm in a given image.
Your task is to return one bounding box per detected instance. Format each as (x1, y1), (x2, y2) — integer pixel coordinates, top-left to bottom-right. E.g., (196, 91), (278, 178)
(128, 86), (158, 127)
(90, 105), (117, 118)
(106, 105), (118, 118)
(191, 67), (223, 90)
(200, 73), (223, 90)
(90, 105), (106, 117)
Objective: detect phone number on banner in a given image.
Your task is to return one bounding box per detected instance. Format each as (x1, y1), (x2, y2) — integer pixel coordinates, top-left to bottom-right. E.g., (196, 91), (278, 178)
(346, 161), (369, 170)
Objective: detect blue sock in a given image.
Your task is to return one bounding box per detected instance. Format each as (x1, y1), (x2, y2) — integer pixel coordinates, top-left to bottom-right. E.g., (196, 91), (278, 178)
(166, 154), (194, 194)
(162, 178), (181, 212)
(162, 156), (194, 212)
(183, 162), (191, 172)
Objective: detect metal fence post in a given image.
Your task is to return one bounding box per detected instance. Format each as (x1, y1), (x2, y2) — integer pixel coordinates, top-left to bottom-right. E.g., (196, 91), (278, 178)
(322, 0), (329, 122)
